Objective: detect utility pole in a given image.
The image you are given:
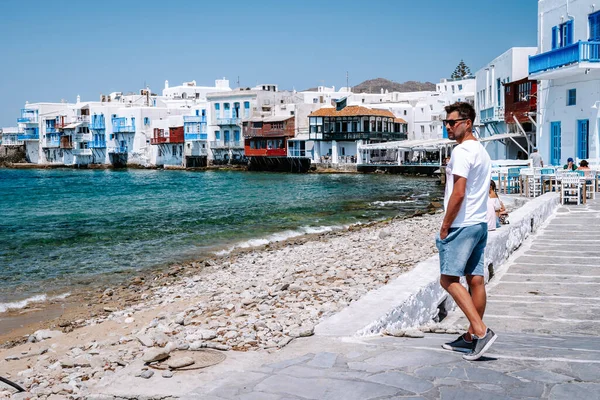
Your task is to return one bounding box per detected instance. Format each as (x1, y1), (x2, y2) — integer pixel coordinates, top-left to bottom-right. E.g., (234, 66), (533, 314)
(346, 71), (349, 92)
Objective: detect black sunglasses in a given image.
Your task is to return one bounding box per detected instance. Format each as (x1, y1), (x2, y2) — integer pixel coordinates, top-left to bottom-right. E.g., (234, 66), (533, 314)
(443, 118), (469, 127)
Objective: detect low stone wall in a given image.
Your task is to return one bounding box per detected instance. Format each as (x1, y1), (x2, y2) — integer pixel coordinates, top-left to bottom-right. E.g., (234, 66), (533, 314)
(315, 192), (560, 337)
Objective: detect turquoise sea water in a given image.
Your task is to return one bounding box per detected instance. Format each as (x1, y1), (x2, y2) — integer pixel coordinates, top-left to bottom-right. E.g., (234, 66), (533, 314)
(0, 169), (443, 307)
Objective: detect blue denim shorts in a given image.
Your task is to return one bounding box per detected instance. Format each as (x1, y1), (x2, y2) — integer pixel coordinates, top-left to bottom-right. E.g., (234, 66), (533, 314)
(435, 222), (487, 277)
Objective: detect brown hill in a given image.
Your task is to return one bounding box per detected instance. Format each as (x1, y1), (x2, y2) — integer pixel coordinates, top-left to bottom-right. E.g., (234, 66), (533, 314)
(304, 78), (435, 93)
(353, 78), (436, 93)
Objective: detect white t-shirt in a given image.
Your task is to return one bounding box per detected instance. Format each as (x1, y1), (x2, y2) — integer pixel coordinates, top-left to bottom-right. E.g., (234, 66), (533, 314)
(444, 140), (492, 227)
(531, 152), (543, 167)
(487, 197), (497, 231)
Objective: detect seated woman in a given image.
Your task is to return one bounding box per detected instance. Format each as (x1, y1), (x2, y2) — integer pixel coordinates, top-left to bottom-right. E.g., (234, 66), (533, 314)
(488, 180), (508, 229)
(577, 160), (590, 171)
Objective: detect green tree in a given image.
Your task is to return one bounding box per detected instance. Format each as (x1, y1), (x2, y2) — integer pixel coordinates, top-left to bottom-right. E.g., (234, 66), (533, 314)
(451, 60), (472, 79)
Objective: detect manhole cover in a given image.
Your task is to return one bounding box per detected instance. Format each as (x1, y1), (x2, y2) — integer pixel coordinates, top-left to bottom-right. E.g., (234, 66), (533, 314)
(149, 349), (226, 371)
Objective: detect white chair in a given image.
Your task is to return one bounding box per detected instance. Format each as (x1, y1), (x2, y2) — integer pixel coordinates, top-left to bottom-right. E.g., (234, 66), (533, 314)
(581, 170), (596, 200)
(520, 168), (542, 197)
(561, 173), (582, 205)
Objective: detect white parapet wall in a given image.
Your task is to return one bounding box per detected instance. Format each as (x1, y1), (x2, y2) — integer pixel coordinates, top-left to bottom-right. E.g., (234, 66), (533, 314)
(315, 192), (560, 337)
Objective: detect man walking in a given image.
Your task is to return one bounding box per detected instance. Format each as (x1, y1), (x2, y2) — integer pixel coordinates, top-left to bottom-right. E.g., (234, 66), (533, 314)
(530, 148), (543, 167)
(437, 102), (497, 361)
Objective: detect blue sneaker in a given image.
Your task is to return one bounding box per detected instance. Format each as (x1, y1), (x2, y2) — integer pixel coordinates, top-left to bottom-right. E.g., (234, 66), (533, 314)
(442, 334), (473, 352)
(463, 328), (498, 361)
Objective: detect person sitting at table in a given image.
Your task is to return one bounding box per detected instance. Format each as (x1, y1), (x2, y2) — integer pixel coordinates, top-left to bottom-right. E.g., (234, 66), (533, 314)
(577, 160), (590, 171)
(564, 157), (577, 171)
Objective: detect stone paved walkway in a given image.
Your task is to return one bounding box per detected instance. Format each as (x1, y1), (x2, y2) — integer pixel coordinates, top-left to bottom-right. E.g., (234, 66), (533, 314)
(183, 199), (600, 400)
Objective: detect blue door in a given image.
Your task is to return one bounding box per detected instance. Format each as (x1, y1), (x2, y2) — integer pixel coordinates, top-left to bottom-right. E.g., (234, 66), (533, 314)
(577, 119), (589, 159)
(551, 121), (561, 166)
(234, 130), (240, 142)
(224, 130), (230, 143)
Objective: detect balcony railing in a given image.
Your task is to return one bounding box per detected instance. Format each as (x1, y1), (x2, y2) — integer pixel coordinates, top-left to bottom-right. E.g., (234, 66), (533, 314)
(2, 137), (24, 146)
(109, 146), (128, 154)
(243, 127), (289, 137)
(90, 120), (106, 130)
(288, 149), (309, 158)
(216, 117), (240, 125)
(185, 133), (208, 141)
(72, 148), (93, 156)
(43, 138), (60, 148)
(210, 141), (228, 149)
(113, 125), (135, 133)
(229, 141), (244, 148)
(480, 107), (505, 123)
(88, 140), (106, 148)
(76, 115), (90, 123)
(17, 133), (39, 141)
(529, 41), (600, 75)
(308, 131), (408, 141)
(184, 116), (207, 123)
(46, 127), (58, 134)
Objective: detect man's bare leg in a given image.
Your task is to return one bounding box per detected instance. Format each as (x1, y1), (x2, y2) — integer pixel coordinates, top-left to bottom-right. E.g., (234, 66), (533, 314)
(440, 275), (487, 337)
(464, 275), (486, 340)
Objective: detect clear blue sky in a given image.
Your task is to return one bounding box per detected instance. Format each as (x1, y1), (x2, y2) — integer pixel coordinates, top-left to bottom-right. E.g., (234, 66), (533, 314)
(0, 0), (537, 127)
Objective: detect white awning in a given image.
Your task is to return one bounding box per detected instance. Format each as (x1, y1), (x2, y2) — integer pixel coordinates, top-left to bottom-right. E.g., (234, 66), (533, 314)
(359, 138), (455, 151)
(479, 133), (526, 142)
(62, 122), (82, 129)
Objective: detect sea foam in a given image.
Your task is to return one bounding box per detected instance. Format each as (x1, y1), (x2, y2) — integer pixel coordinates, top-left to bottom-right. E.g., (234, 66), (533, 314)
(214, 225), (345, 256)
(0, 292), (70, 313)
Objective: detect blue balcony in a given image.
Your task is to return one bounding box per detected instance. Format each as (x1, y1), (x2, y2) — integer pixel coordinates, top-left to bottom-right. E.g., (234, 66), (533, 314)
(18, 128), (39, 140)
(110, 146), (128, 154)
(479, 106), (504, 123)
(185, 133), (208, 141)
(529, 41), (600, 78)
(18, 109), (38, 124)
(46, 127), (58, 134)
(113, 125), (135, 133)
(216, 117), (240, 126)
(44, 137), (60, 148)
(184, 116), (207, 123)
(90, 117), (106, 130)
(18, 133), (39, 140)
(88, 140), (107, 148)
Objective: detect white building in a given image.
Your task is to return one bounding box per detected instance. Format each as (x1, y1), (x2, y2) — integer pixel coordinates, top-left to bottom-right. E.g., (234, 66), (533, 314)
(474, 47), (537, 160)
(206, 84), (304, 164)
(531, 0), (600, 166)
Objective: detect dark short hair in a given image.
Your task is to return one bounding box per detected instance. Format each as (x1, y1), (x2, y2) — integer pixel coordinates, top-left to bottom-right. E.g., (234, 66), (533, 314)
(445, 102), (476, 124)
(580, 160), (589, 167)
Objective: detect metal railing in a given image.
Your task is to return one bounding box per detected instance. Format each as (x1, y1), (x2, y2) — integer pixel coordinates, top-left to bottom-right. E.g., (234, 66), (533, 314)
(43, 138), (60, 148)
(113, 125), (135, 133)
(183, 116), (207, 123)
(288, 149), (308, 157)
(184, 133), (208, 141)
(109, 146), (128, 154)
(72, 148), (93, 156)
(88, 140), (106, 148)
(216, 117), (240, 125)
(529, 41), (600, 75)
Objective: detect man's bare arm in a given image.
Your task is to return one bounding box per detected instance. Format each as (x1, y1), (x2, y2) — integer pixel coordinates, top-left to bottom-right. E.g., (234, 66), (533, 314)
(440, 175), (467, 239)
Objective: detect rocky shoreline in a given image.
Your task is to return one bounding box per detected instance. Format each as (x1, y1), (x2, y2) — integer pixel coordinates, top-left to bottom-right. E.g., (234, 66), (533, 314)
(0, 209), (444, 399)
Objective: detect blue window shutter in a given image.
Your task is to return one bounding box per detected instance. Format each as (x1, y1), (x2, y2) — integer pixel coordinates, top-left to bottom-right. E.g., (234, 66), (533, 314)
(196, 110), (199, 116)
(552, 26), (557, 49)
(567, 20), (574, 45)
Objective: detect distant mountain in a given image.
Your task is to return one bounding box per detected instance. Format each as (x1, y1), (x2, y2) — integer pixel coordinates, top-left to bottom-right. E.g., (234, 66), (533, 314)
(352, 78), (436, 93)
(303, 78), (436, 93)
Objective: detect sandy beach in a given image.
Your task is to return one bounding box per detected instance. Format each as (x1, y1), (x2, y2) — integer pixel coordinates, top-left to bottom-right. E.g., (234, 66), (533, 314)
(0, 208), (444, 398)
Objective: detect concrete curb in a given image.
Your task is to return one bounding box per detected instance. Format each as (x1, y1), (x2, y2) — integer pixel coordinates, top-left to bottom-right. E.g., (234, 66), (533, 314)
(315, 193), (560, 337)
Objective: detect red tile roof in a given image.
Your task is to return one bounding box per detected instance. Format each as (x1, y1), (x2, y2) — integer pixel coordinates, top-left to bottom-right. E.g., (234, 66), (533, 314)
(394, 118), (407, 124)
(309, 105), (396, 118)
